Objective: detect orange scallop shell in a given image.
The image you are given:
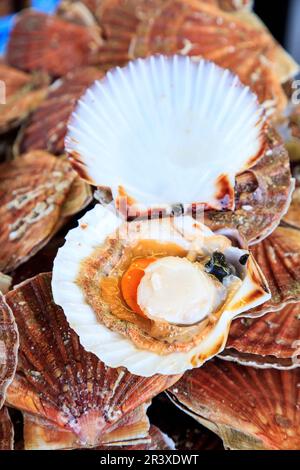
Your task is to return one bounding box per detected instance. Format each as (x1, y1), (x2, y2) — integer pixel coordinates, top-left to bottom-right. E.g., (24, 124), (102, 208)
(16, 67), (105, 156)
(22, 414), (173, 450)
(6, 10), (102, 77)
(87, 0), (287, 113)
(0, 152), (76, 273)
(222, 302), (300, 368)
(168, 358), (300, 450)
(204, 125), (292, 245)
(247, 227), (300, 316)
(4, 273), (179, 449)
(0, 408), (14, 450)
(0, 63), (48, 134)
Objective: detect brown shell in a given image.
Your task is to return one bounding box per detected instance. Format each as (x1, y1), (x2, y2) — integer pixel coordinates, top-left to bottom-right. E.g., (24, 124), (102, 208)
(0, 151), (76, 273)
(16, 67), (105, 156)
(4, 273), (179, 449)
(221, 303), (300, 369)
(23, 413), (172, 450)
(0, 63), (48, 134)
(204, 125), (292, 245)
(0, 408), (14, 450)
(168, 358), (300, 450)
(283, 187), (300, 230)
(90, 0), (286, 113)
(246, 227), (300, 316)
(0, 296), (18, 409)
(6, 10), (102, 77)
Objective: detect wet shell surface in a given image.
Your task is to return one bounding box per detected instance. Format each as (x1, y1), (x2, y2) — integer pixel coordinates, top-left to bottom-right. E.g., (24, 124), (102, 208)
(247, 227), (300, 316)
(0, 296), (18, 409)
(16, 67), (105, 156)
(0, 408), (14, 450)
(221, 302), (300, 369)
(168, 358), (300, 450)
(52, 203), (270, 376)
(0, 151), (76, 273)
(6, 10), (102, 77)
(67, 54), (266, 213)
(0, 63), (47, 134)
(4, 273), (178, 450)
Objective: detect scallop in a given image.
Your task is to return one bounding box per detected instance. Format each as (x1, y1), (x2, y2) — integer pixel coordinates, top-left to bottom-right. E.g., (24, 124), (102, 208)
(221, 302), (300, 369)
(52, 203), (270, 376)
(0, 151), (92, 273)
(66, 55), (293, 244)
(168, 358), (300, 450)
(6, 10), (102, 77)
(4, 273), (178, 450)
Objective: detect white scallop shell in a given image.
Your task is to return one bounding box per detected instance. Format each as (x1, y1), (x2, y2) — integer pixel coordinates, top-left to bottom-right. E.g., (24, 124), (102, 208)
(52, 204), (270, 376)
(66, 55), (265, 212)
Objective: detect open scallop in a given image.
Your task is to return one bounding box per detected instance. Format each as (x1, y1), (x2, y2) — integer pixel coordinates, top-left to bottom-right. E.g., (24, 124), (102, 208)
(52, 204), (270, 376)
(66, 55), (266, 214)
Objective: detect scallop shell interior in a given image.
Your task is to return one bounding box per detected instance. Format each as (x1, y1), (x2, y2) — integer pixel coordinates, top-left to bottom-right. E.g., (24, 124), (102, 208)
(52, 203), (270, 376)
(66, 55), (265, 212)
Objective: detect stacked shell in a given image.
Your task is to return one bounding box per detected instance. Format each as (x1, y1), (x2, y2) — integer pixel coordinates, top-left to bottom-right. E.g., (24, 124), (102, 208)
(0, 0), (299, 451)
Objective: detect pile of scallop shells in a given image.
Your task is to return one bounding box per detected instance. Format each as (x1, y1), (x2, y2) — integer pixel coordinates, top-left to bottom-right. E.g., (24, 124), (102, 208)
(0, 0), (300, 450)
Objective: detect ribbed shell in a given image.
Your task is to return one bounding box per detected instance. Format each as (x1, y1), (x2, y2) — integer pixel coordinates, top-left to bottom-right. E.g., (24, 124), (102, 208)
(6, 10), (102, 77)
(22, 404), (150, 450)
(0, 152), (76, 273)
(90, 0), (287, 113)
(5, 273), (179, 449)
(204, 125), (293, 245)
(221, 303), (300, 369)
(23, 412), (173, 450)
(247, 227), (300, 315)
(168, 359), (300, 450)
(0, 408), (14, 450)
(16, 67), (105, 156)
(0, 297), (18, 409)
(0, 63), (47, 134)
